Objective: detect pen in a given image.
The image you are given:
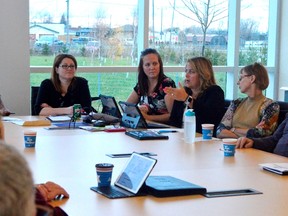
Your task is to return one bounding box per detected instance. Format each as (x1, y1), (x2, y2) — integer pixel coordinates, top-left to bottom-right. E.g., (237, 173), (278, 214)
(158, 130), (178, 134)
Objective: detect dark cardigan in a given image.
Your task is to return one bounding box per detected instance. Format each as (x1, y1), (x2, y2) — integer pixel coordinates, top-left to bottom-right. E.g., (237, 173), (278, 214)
(168, 85), (225, 137)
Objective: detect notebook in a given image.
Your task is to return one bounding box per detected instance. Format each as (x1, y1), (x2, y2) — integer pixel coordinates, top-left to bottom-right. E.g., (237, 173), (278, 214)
(118, 101), (170, 129)
(90, 153), (157, 199)
(125, 130), (169, 140)
(259, 163), (288, 175)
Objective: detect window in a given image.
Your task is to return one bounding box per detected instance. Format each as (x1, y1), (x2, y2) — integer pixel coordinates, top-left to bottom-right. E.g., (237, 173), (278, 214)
(29, 0), (278, 101)
(239, 0), (269, 66)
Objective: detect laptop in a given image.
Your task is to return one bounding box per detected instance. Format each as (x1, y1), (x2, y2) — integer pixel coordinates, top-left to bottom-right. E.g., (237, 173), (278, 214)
(88, 94), (122, 124)
(90, 153), (157, 199)
(118, 101), (170, 129)
(99, 94), (122, 118)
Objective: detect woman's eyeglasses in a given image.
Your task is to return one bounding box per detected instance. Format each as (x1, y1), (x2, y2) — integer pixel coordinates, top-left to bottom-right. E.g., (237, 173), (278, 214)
(238, 74), (252, 81)
(59, 65), (75, 69)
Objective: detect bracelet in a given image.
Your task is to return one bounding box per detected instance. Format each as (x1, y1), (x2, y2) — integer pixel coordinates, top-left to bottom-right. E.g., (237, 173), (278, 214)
(230, 127), (236, 133)
(184, 95), (193, 106)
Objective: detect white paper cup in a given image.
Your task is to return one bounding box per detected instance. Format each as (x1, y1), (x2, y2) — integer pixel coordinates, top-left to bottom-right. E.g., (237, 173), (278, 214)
(222, 138), (237, 156)
(24, 130), (37, 148)
(201, 124), (214, 140)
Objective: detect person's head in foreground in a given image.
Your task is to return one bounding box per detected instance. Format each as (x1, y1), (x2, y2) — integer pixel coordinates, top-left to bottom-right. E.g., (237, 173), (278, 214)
(0, 141), (36, 216)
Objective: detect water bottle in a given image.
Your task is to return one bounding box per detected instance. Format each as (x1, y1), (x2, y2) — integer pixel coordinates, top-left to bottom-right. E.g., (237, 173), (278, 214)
(184, 109), (196, 143)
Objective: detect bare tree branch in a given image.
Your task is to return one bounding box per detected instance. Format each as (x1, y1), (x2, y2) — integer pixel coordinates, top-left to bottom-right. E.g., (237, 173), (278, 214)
(169, 0), (228, 56)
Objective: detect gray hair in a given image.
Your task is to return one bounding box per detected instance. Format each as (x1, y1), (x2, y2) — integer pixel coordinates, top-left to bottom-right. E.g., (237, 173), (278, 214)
(0, 141), (35, 216)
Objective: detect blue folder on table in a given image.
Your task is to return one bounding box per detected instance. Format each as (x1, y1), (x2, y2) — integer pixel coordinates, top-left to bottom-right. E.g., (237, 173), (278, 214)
(47, 122), (91, 129)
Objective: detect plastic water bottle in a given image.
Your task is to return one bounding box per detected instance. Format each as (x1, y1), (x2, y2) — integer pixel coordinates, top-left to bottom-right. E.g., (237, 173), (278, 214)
(184, 109), (196, 144)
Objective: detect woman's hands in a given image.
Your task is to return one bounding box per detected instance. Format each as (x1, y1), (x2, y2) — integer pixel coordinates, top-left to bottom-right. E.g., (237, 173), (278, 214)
(37, 181), (69, 202)
(236, 137), (254, 149)
(138, 104), (150, 114)
(164, 82), (188, 102)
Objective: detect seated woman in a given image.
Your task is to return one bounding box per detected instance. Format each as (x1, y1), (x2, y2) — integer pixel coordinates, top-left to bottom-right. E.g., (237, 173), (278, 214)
(35, 54), (92, 116)
(164, 57), (225, 136)
(126, 48), (176, 123)
(217, 62), (279, 139)
(0, 95), (12, 116)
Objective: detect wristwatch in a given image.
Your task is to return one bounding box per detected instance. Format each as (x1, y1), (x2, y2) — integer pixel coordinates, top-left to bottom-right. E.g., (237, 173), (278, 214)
(184, 95), (193, 106)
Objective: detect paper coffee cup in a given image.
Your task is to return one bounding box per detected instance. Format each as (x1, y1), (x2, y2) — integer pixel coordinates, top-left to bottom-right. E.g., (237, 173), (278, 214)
(95, 163), (114, 187)
(201, 124), (214, 140)
(222, 138), (237, 156)
(24, 130), (37, 148)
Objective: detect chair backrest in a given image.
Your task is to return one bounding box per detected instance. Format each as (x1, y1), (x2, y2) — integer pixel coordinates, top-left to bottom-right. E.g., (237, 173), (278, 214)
(31, 86), (40, 115)
(277, 101), (288, 126)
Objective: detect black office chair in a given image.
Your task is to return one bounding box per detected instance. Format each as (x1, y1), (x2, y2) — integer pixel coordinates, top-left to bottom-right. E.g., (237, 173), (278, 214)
(90, 96), (100, 113)
(31, 86), (40, 115)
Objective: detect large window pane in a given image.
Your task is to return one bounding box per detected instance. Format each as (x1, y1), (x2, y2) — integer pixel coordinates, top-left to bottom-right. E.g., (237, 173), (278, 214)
(30, 0), (138, 66)
(149, 0), (229, 66)
(239, 0), (269, 66)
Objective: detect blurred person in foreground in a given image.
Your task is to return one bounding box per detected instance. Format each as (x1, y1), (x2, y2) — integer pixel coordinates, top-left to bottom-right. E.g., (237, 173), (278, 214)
(164, 57), (225, 136)
(127, 48), (176, 123)
(35, 53), (92, 116)
(0, 141), (69, 216)
(0, 117), (69, 215)
(217, 62), (279, 139)
(0, 116), (4, 140)
(236, 114), (288, 157)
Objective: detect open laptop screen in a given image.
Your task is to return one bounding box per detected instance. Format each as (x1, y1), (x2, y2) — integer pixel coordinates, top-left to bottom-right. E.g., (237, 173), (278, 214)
(100, 94), (122, 119)
(118, 101), (148, 128)
(114, 153), (157, 194)
(118, 101), (169, 129)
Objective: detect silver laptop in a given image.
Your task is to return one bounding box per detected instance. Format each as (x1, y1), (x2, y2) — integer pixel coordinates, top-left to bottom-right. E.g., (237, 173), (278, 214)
(90, 153), (157, 199)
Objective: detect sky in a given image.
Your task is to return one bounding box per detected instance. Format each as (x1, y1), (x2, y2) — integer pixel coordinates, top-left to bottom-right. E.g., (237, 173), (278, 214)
(29, 0), (269, 33)
(29, 0), (138, 28)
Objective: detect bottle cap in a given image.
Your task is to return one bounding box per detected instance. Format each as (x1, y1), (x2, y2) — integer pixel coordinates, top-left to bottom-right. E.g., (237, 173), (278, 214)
(185, 109), (195, 116)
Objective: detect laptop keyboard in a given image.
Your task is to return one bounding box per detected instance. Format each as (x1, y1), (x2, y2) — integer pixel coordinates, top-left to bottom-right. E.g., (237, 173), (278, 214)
(128, 131), (156, 137)
(96, 186), (130, 198)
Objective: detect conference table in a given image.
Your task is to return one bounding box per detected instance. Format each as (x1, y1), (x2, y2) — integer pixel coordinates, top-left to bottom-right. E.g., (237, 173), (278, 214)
(3, 116), (288, 216)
